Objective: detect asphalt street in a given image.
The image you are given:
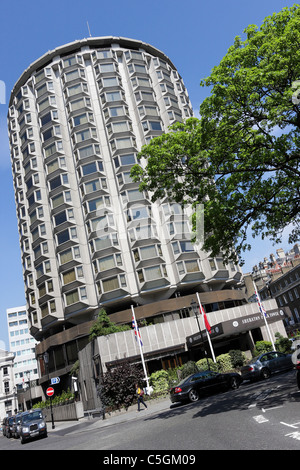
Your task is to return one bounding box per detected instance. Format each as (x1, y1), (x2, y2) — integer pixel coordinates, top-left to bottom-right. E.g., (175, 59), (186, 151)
(1, 369), (300, 453)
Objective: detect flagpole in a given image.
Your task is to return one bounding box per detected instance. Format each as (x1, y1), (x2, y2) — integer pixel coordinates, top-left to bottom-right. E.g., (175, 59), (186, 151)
(131, 305), (150, 392)
(196, 292), (216, 362)
(252, 280), (275, 350)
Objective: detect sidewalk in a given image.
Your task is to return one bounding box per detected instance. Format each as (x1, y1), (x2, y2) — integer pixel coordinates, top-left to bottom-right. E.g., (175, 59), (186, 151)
(47, 396), (172, 435)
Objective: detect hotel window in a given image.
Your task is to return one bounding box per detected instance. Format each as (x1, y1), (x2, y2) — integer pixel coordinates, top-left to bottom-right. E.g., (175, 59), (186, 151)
(49, 173), (68, 190)
(46, 157), (66, 174)
(78, 144), (100, 160)
(62, 266), (83, 285)
(69, 97), (91, 111)
(133, 244), (162, 262)
(117, 171), (133, 186)
(65, 290), (79, 306)
(105, 91), (122, 102)
(44, 141), (63, 158)
(100, 63), (115, 73)
(138, 106), (159, 117)
(63, 56), (77, 67)
(51, 190), (71, 209)
(89, 213), (114, 233)
(67, 82), (88, 97)
(121, 188), (144, 204)
(128, 64), (147, 75)
(92, 233), (118, 252)
(110, 121), (132, 134)
(87, 195), (111, 212)
(59, 246), (81, 264)
(138, 265), (166, 283)
(97, 253), (122, 272)
(113, 153), (136, 168)
(142, 121), (162, 131)
(101, 77), (119, 88)
(106, 106), (128, 118)
(129, 224), (157, 242)
(57, 228), (77, 245)
(127, 205), (149, 222)
(168, 221), (190, 238)
(96, 50), (112, 59)
(65, 69), (85, 82)
(75, 128), (97, 142)
(80, 160), (103, 176)
(172, 241), (194, 255)
(101, 274), (127, 293)
(177, 260), (200, 275)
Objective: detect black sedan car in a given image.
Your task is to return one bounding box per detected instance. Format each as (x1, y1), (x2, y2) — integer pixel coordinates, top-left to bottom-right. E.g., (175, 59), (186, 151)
(170, 370), (242, 404)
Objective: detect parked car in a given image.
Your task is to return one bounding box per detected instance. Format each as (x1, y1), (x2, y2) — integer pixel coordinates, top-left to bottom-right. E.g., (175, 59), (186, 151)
(2, 417), (8, 436)
(6, 416), (15, 438)
(240, 351), (293, 381)
(12, 413), (23, 438)
(19, 409), (47, 444)
(170, 370), (242, 404)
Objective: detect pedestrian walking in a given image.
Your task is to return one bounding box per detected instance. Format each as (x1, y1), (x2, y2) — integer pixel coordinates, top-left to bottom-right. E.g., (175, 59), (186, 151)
(135, 383), (147, 412)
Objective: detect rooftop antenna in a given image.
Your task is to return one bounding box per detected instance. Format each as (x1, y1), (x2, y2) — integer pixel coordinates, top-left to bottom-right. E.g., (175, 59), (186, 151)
(87, 21), (92, 37)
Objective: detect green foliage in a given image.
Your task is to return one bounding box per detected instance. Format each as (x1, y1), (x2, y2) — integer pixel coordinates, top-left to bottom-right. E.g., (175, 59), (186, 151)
(180, 361), (199, 379)
(253, 341), (273, 356)
(228, 350), (247, 368)
(89, 308), (130, 341)
(33, 388), (74, 409)
(275, 333), (292, 353)
(216, 354), (233, 372)
(149, 370), (170, 395)
(131, 5), (300, 264)
(196, 358), (218, 372)
(69, 360), (79, 377)
(100, 362), (144, 410)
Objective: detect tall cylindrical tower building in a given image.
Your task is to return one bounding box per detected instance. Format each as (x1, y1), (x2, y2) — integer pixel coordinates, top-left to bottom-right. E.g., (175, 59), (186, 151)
(8, 37), (242, 379)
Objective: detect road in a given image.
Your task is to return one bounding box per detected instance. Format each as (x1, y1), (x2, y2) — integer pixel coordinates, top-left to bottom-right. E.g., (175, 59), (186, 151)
(2, 369), (300, 454)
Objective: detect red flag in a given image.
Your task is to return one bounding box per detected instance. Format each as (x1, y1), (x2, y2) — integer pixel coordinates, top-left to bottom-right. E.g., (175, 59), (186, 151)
(199, 306), (211, 334)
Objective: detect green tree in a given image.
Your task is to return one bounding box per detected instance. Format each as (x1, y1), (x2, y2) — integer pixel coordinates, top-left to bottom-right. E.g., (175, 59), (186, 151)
(131, 5), (300, 264)
(89, 308), (130, 341)
(100, 362), (143, 410)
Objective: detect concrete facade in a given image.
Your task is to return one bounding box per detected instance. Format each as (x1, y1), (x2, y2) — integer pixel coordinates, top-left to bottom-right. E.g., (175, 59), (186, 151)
(8, 37), (243, 390)
(0, 349), (16, 420)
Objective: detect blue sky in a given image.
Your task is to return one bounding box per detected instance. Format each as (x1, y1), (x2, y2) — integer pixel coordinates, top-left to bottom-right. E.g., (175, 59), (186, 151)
(0, 0), (297, 349)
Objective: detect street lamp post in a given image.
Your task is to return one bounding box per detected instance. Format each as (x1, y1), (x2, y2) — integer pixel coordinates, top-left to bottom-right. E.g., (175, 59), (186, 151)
(191, 299), (210, 370)
(43, 351), (55, 429)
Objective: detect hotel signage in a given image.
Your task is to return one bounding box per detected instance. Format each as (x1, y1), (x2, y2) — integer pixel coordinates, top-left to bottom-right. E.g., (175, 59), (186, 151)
(187, 308), (286, 348)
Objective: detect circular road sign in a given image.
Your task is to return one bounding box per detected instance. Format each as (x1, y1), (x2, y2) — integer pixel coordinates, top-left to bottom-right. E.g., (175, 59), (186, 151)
(46, 387), (54, 397)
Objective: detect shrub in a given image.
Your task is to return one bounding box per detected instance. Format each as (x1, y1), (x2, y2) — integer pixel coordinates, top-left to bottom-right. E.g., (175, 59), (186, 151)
(149, 370), (169, 395)
(180, 361), (199, 379)
(275, 333), (292, 354)
(100, 362), (143, 410)
(89, 308), (130, 341)
(216, 353), (233, 372)
(253, 341), (273, 357)
(196, 358), (218, 372)
(32, 388), (75, 409)
(228, 350), (247, 368)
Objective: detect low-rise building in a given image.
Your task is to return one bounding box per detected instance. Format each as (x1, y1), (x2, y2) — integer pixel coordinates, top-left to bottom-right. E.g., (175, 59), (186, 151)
(0, 349), (16, 420)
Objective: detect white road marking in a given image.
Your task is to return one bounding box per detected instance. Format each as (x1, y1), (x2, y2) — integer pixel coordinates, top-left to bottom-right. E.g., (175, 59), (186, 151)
(253, 415), (269, 423)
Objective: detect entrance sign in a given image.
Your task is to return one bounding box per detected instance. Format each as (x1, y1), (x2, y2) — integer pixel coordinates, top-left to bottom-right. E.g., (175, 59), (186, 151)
(51, 377), (60, 385)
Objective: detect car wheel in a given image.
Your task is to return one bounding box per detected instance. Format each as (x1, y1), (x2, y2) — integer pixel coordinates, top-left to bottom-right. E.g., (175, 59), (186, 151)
(261, 368), (271, 379)
(230, 376), (240, 390)
(188, 389), (199, 402)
